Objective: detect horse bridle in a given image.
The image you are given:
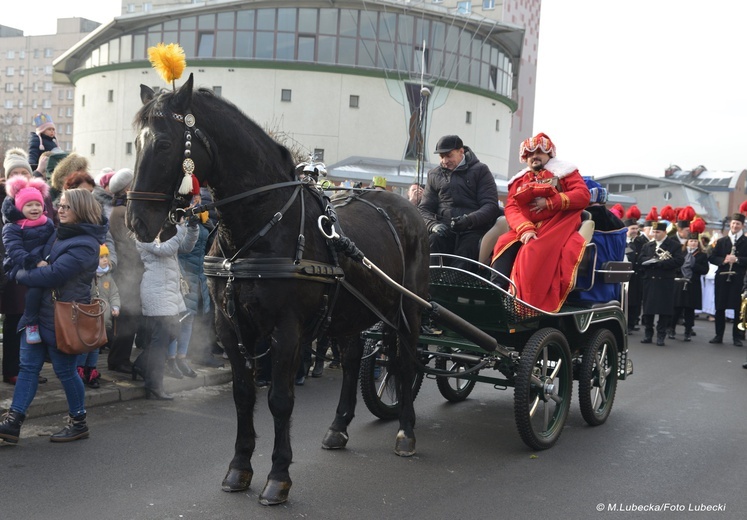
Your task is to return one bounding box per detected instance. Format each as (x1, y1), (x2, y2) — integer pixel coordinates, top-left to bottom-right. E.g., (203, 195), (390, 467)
(127, 110), (215, 224)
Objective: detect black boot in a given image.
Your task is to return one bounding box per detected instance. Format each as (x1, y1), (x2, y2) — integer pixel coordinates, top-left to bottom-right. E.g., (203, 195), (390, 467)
(656, 335), (666, 346)
(50, 413), (89, 443)
(641, 328), (654, 344)
(175, 357), (197, 378)
(311, 355), (324, 378)
(684, 330), (692, 342)
(165, 358), (183, 379)
(0, 410), (25, 445)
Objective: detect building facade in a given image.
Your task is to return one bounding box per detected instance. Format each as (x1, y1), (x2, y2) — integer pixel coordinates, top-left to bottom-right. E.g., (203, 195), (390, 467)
(52, 0), (539, 180)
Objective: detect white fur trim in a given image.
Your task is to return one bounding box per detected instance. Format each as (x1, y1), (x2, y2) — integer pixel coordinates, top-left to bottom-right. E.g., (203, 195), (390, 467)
(507, 158), (578, 188)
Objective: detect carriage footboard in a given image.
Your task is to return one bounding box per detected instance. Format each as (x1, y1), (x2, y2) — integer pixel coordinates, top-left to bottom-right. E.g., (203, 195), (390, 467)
(428, 301), (511, 357)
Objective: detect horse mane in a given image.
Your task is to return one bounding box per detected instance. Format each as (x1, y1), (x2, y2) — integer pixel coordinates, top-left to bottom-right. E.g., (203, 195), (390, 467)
(134, 86), (297, 183)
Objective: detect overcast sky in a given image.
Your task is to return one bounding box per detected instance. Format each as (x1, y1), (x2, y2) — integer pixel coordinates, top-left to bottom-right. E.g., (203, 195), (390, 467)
(7, 1), (744, 180)
(534, 0), (745, 178)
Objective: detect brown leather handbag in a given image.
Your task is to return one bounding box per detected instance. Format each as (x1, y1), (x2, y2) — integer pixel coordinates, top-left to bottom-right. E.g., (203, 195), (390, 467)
(53, 292), (109, 355)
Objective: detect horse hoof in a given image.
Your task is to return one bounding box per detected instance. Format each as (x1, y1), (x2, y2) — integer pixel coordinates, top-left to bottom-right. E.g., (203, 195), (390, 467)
(321, 429), (349, 450)
(221, 468), (253, 492)
(395, 430), (416, 457)
(259, 479), (291, 505)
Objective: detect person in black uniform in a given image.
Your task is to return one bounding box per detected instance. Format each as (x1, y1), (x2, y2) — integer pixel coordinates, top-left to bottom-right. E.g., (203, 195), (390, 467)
(636, 221), (685, 346)
(708, 213), (747, 346)
(624, 206), (648, 332)
(670, 223), (709, 341)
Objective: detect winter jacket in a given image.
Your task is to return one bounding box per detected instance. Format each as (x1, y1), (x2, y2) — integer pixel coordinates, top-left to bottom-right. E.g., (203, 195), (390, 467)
(137, 223), (199, 317)
(27, 132), (59, 171)
(178, 222), (211, 316)
(109, 199), (143, 314)
(15, 218), (109, 347)
(1, 200), (55, 279)
(92, 269), (120, 329)
(418, 147), (501, 233)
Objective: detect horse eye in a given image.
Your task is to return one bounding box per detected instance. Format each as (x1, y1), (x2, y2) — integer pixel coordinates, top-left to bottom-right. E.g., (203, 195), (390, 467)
(156, 139), (172, 152)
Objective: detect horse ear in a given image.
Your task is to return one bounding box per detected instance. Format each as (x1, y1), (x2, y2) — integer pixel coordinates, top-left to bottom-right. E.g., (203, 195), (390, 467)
(173, 73), (194, 112)
(140, 84), (156, 105)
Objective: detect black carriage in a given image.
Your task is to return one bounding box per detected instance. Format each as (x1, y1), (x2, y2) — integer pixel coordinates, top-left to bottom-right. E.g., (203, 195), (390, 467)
(360, 252), (634, 450)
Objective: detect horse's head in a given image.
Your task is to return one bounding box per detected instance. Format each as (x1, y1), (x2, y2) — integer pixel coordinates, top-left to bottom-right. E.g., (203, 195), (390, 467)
(127, 73), (213, 242)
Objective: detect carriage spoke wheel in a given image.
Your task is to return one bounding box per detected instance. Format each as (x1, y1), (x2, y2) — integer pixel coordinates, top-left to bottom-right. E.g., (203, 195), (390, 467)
(435, 353), (477, 402)
(514, 327), (572, 450)
(578, 328), (618, 426)
(360, 327), (424, 420)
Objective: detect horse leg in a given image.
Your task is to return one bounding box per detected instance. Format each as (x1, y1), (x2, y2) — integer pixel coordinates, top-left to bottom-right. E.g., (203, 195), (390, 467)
(221, 331), (258, 492)
(393, 325), (418, 457)
(259, 326), (301, 506)
(322, 334), (363, 449)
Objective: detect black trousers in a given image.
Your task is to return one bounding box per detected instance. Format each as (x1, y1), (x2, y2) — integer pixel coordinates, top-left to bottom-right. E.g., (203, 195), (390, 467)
(642, 314), (670, 338)
(107, 312), (140, 368)
(714, 308), (742, 340)
(671, 307), (695, 333)
(429, 229), (484, 271)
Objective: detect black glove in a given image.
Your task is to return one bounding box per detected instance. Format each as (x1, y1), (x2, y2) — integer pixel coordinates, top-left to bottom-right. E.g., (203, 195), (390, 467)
(432, 223), (449, 237)
(450, 215), (471, 232)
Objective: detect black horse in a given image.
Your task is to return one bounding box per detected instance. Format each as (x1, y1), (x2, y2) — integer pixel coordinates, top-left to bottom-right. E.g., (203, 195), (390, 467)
(126, 74), (429, 505)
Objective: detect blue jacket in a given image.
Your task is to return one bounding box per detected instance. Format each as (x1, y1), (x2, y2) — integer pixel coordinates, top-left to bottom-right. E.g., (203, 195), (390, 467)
(178, 222), (211, 315)
(2, 198), (56, 279)
(27, 132), (59, 170)
(16, 218), (109, 347)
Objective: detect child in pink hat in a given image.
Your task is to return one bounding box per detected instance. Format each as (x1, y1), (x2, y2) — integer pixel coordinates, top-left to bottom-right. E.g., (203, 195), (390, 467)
(2, 177), (56, 344)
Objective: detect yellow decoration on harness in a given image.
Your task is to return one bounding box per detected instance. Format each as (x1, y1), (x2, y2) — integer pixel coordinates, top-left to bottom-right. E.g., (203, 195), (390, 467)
(148, 43), (187, 89)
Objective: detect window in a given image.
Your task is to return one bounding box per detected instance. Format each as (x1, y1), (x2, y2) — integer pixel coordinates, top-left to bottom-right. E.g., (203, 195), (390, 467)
(43, 99), (52, 109)
(90, 143), (96, 156)
(457, 1), (472, 14)
(67, 89), (73, 100)
(6, 50), (14, 59)
(5, 83), (13, 93)
(482, 0), (495, 9)
(495, 119), (500, 132)
(65, 124), (72, 135)
(82, 95), (85, 107)
(213, 86), (222, 96)
(44, 65), (53, 75)
(44, 82), (53, 92)
(349, 95), (359, 108)
(4, 100), (12, 109)
(466, 111), (472, 124)
(143, 2), (152, 12)
(58, 90), (64, 100)
(313, 149), (324, 162)
(108, 90), (114, 102)
(5, 67), (14, 76)
(126, 142), (133, 155)
(66, 107), (73, 117)
(198, 32), (215, 57)
(44, 48), (53, 58)
(281, 89), (292, 102)
(126, 3), (136, 14)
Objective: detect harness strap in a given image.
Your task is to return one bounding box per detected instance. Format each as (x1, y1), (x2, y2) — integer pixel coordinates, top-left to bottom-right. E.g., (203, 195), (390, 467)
(204, 256), (344, 282)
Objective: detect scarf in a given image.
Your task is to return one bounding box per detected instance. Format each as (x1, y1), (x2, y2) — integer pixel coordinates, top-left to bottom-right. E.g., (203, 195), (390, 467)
(681, 250), (695, 279)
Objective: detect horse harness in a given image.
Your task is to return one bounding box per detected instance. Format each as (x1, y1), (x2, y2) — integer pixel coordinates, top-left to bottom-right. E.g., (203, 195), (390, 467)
(127, 107), (409, 366)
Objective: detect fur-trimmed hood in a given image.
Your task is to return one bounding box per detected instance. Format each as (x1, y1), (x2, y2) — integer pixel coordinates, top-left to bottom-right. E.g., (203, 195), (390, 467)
(50, 153), (89, 192)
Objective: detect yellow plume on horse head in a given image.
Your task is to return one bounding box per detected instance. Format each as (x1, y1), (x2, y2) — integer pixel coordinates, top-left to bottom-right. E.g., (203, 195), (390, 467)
(147, 43), (186, 90)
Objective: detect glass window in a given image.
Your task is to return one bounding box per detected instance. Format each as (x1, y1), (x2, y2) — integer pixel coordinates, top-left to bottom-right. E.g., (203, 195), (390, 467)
(466, 111), (472, 124)
(257, 9), (275, 30)
(277, 8), (296, 32)
(414, 18), (430, 48)
(298, 35), (316, 62)
(399, 43), (412, 71)
(379, 12), (396, 42)
(217, 12), (234, 30)
(318, 35), (336, 64)
(181, 17), (196, 30)
(349, 95), (359, 108)
(359, 11), (377, 40)
(236, 31), (254, 58)
(163, 31), (178, 45)
(379, 41), (395, 69)
(314, 149), (324, 162)
(164, 20), (178, 31)
(216, 31), (234, 58)
(276, 33), (294, 60)
(109, 38), (120, 64)
(457, 1), (472, 14)
(298, 9), (317, 33)
(281, 89), (291, 102)
(198, 14), (215, 30)
(338, 37), (356, 65)
(126, 142), (133, 155)
(213, 86), (222, 96)
(198, 33), (215, 57)
(237, 10), (254, 30)
(121, 35), (132, 62)
(180, 32), (196, 57)
(483, 0), (495, 9)
(398, 15), (413, 44)
(256, 32), (274, 59)
(358, 39), (376, 68)
(339, 9), (358, 37)
(319, 9), (338, 34)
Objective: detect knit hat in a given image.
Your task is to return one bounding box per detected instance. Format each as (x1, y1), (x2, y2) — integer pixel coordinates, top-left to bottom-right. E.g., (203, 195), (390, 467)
(623, 205), (641, 226)
(676, 206), (696, 228)
(3, 148), (33, 178)
(109, 168), (134, 194)
(98, 168), (115, 188)
(644, 206), (658, 227)
(100, 244), (109, 256)
(33, 113), (55, 151)
(583, 177), (608, 204)
(6, 176), (49, 211)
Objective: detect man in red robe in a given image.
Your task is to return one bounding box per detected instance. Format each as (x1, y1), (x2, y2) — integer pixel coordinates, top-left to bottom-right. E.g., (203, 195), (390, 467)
(490, 133), (590, 312)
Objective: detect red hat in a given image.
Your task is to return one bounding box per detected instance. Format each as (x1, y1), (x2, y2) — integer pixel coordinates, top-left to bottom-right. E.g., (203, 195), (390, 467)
(623, 205), (641, 226)
(519, 132), (556, 162)
(740, 200), (747, 215)
(677, 206), (696, 228)
(690, 217), (706, 234)
(660, 205), (676, 222)
(645, 206), (658, 225)
(609, 203), (624, 219)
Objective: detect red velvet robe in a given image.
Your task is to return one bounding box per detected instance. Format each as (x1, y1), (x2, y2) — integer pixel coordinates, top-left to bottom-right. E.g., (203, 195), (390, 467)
(491, 159), (590, 312)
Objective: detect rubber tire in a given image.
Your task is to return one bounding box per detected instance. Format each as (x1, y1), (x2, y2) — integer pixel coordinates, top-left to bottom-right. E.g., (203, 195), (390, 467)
(578, 328), (618, 426)
(360, 333), (424, 420)
(435, 354), (477, 402)
(514, 327), (573, 450)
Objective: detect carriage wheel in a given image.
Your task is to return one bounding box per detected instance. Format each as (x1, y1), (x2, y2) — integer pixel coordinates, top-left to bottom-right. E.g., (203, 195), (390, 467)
(435, 354), (477, 402)
(360, 333), (424, 420)
(578, 328), (618, 426)
(513, 327), (573, 450)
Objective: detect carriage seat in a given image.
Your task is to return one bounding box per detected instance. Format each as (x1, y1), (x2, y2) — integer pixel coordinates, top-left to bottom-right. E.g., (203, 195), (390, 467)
(478, 211), (594, 266)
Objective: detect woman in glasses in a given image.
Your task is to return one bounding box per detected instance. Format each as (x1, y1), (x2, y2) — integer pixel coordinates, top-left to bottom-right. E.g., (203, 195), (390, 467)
(0, 188), (107, 445)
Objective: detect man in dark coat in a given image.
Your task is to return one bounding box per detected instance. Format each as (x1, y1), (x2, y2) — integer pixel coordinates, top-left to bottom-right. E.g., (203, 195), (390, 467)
(708, 213), (747, 346)
(636, 221), (685, 346)
(418, 135), (501, 270)
(670, 230), (709, 341)
(624, 206), (648, 332)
